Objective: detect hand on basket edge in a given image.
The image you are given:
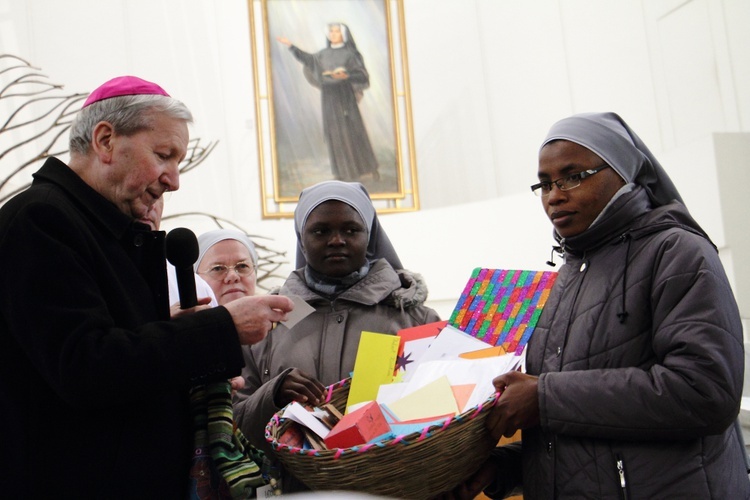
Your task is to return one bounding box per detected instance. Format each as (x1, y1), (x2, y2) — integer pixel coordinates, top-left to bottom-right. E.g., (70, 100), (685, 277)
(486, 371), (540, 440)
(275, 368), (326, 408)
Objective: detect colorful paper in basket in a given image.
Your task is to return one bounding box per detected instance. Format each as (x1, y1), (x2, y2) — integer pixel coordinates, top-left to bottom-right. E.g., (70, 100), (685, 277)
(386, 375), (458, 422)
(448, 268), (558, 354)
(394, 320), (448, 378)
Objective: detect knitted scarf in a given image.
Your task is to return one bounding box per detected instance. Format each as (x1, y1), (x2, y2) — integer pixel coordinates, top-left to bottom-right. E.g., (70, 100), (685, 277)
(303, 261), (371, 298)
(187, 381), (265, 499)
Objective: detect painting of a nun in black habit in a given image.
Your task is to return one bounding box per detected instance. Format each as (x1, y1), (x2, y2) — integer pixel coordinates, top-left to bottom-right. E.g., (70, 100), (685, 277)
(263, 0), (405, 202)
(277, 23), (380, 182)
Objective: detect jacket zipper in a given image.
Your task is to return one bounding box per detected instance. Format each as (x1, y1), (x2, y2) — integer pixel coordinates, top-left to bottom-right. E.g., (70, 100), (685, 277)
(616, 454), (629, 500)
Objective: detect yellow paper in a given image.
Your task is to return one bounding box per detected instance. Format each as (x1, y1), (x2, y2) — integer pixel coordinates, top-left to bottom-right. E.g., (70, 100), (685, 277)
(387, 375), (459, 421)
(346, 332), (400, 411)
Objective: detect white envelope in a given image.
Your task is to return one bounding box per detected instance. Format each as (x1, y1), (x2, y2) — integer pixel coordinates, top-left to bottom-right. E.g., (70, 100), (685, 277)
(402, 325), (491, 381)
(400, 354), (524, 412)
(282, 402), (330, 438)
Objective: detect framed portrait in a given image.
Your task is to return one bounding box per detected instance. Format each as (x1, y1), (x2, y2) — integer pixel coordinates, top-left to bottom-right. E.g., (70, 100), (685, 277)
(248, 0), (419, 218)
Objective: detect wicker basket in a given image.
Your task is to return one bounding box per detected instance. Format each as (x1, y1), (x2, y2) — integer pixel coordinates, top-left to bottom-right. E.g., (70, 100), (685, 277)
(265, 378), (500, 499)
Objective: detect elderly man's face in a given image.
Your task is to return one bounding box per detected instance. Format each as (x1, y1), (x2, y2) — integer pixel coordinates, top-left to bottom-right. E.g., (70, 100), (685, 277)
(100, 112), (187, 220)
(538, 140), (625, 239)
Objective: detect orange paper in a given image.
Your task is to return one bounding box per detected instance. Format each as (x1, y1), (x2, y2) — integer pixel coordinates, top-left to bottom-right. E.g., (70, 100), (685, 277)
(459, 345), (506, 359)
(450, 383), (476, 412)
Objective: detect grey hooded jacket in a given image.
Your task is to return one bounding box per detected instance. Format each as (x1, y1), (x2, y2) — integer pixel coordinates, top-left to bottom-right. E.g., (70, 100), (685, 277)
(233, 258), (440, 455)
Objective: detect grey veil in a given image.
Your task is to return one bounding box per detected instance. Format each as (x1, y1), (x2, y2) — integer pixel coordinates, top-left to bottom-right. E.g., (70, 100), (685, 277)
(540, 111), (683, 208)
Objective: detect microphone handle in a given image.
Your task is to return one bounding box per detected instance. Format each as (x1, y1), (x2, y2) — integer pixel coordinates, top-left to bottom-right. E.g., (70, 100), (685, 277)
(174, 266), (198, 309)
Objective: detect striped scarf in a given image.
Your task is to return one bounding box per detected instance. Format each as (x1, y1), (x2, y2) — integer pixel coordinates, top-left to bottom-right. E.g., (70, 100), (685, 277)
(187, 381), (265, 499)
(303, 261), (371, 298)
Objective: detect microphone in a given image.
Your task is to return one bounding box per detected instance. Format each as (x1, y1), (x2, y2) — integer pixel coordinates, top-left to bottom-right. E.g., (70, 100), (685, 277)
(165, 227), (199, 309)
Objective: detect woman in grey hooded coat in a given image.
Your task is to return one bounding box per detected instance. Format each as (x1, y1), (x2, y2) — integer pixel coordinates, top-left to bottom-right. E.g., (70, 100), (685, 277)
(444, 112), (749, 499)
(233, 180), (440, 491)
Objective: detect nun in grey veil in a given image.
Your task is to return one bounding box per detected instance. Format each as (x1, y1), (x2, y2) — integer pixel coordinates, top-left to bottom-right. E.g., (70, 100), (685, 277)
(294, 180), (402, 270)
(540, 111), (683, 208)
(233, 180), (439, 495)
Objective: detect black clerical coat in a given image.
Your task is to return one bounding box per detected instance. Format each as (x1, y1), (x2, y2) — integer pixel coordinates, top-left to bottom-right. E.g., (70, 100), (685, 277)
(0, 158), (243, 499)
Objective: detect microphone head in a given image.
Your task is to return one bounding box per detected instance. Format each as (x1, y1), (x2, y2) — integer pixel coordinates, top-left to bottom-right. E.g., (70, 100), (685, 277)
(165, 227), (199, 268)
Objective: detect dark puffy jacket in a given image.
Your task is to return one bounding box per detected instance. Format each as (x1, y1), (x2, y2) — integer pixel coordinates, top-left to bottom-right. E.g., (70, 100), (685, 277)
(516, 186), (748, 499)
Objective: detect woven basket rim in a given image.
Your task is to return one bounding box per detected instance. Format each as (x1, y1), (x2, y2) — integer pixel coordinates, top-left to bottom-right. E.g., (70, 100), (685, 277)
(264, 377), (500, 459)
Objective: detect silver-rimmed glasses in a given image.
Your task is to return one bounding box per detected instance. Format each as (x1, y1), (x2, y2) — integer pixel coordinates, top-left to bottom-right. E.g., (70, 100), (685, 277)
(531, 164), (610, 197)
(198, 262), (256, 280)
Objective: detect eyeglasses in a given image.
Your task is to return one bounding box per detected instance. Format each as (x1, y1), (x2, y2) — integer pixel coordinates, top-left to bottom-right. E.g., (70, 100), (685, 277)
(530, 164), (610, 197)
(199, 262), (256, 280)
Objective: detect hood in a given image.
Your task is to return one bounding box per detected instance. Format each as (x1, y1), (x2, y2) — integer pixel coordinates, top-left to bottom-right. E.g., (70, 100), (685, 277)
(557, 185), (711, 258)
(384, 269), (430, 309)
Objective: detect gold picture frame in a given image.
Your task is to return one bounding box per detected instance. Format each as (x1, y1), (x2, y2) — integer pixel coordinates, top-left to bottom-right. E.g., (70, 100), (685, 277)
(248, 0), (419, 218)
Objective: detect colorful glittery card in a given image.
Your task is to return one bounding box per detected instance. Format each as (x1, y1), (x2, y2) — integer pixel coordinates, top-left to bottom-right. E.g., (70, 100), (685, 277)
(448, 268), (558, 354)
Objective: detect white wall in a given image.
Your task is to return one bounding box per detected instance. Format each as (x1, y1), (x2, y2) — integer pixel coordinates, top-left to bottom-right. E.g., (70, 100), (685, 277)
(0, 0), (748, 324)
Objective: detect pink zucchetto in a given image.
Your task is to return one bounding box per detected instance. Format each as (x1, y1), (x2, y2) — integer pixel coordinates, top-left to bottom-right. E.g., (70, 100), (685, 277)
(82, 76), (170, 108)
